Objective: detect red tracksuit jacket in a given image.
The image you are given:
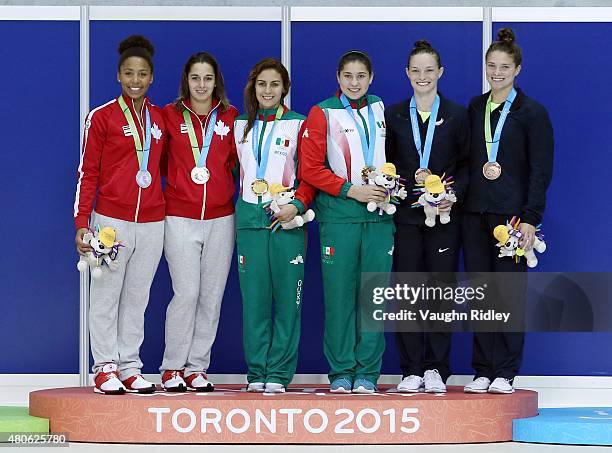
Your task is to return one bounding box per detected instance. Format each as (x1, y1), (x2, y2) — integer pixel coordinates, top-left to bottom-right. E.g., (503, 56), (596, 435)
(74, 95), (166, 230)
(162, 99), (239, 220)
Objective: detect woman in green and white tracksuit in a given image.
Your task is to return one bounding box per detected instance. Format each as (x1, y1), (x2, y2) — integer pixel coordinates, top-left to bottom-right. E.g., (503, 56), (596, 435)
(234, 58), (316, 393)
(301, 50), (394, 394)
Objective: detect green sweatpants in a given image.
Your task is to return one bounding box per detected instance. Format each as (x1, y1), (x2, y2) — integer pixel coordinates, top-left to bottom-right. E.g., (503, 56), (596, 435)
(320, 221), (395, 383)
(236, 227), (305, 387)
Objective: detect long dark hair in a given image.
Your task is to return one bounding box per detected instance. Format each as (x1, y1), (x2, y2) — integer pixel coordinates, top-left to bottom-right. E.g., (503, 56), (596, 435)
(486, 28), (522, 66)
(242, 58), (290, 141)
(173, 51), (230, 112)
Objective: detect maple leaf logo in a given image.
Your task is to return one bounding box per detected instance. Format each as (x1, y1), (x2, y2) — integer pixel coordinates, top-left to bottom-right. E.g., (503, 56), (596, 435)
(214, 120), (230, 140)
(151, 122), (162, 142)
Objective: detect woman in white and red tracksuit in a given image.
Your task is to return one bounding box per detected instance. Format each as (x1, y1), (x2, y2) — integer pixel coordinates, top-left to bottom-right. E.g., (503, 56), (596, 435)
(234, 58), (316, 394)
(160, 52), (238, 393)
(74, 35), (165, 395)
(300, 50), (394, 394)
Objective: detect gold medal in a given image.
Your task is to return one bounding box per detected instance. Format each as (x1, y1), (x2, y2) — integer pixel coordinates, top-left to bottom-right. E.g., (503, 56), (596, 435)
(251, 178), (269, 196)
(483, 162), (502, 180)
(361, 166), (376, 182)
(414, 168), (432, 185)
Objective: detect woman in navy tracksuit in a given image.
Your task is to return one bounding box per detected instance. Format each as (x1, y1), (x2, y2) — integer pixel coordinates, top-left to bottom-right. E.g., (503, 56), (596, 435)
(462, 28), (553, 394)
(385, 40), (469, 393)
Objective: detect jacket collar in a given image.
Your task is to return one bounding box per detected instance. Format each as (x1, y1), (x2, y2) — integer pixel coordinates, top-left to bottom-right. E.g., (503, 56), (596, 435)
(478, 86), (525, 111)
(335, 90), (368, 109)
(256, 104), (288, 121)
(120, 94), (150, 121)
(182, 98), (220, 118)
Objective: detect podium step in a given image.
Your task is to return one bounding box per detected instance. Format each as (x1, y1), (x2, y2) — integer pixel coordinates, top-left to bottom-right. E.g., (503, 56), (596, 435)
(514, 407), (612, 446)
(0, 407), (48, 433)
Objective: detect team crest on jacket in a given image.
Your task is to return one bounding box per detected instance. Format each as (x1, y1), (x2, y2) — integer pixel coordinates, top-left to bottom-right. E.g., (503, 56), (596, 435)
(214, 120), (230, 140)
(122, 125), (132, 137)
(151, 123), (162, 142)
(180, 123), (188, 134)
(238, 254), (246, 272)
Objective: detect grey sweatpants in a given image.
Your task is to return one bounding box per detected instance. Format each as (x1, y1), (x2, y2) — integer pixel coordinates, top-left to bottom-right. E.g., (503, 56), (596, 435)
(89, 211), (164, 379)
(160, 214), (235, 376)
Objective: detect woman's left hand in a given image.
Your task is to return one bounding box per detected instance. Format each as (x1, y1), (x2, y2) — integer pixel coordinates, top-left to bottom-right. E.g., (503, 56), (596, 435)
(274, 204), (298, 223)
(519, 222), (536, 250)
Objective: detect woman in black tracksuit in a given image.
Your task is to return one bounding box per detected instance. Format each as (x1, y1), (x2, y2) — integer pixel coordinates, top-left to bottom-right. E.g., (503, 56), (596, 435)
(385, 41), (469, 393)
(462, 28), (553, 394)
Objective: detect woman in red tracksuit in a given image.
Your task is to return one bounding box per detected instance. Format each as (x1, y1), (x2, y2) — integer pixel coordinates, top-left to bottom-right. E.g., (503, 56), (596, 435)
(74, 35), (165, 395)
(160, 52), (239, 392)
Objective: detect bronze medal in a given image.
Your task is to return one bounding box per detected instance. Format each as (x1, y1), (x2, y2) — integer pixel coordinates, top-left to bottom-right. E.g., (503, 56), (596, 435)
(483, 162), (502, 180)
(414, 168), (432, 185)
(251, 178), (269, 196)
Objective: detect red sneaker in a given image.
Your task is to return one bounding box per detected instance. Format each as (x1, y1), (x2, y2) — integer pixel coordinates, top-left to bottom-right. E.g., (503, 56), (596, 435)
(94, 363), (126, 395)
(122, 374), (156, 394)
(185, 372), (214, 392)
(161, 370), (187, 392)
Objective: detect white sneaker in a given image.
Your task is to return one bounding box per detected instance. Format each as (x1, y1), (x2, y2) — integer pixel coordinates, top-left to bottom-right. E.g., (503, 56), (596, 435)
(123, 374), (156, 394)
(247, 382), (265, 392)
(94, 363), (126, 395)
(488, 377), (515, 394)
(264, 383), (286, 393)
(185, 373), (214, 392)
(423, 369), (446, 393)
(397, 375), (424, 393)
(161, 370), (187, 392)
(464, 377), (491, 393)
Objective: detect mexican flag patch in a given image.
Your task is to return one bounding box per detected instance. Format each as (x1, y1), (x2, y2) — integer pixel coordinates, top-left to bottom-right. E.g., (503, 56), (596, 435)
(276, 137), (290, 147)
(322, 246), (335, 264)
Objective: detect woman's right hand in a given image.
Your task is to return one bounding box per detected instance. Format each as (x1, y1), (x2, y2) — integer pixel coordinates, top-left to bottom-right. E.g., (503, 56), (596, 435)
(347, 185), (388, 204)
(76, 228), (93, 256)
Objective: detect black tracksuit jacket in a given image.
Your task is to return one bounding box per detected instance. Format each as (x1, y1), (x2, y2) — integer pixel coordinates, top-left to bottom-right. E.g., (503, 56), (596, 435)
(385, 94), (470, 226)
(464, 87), (554, 226)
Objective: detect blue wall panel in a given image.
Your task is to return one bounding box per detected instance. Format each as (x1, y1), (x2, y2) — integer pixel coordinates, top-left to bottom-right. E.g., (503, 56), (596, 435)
(3, 18), (611, 378)
(0, 22), (80, 373)
(90, 21), (281, 374)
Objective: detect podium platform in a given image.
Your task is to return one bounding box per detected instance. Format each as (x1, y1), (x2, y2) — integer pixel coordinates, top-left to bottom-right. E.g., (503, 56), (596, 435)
(513, 407), (612, 446)
(30, 385), (537, 444)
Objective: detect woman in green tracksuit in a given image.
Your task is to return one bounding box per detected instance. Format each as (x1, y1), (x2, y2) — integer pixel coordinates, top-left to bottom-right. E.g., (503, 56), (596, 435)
(234, 58), (315, 393)
(300, 50), (394, 394)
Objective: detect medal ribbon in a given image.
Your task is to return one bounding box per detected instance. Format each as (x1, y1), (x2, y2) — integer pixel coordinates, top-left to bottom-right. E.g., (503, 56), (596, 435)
(252, 105), (284, 180)
(409, 94), (440, 169)
(118, 96), (151, 172)
(340, 93), (376, 167)
(484, 87), (517, 162)
(182, 107), (218, 168)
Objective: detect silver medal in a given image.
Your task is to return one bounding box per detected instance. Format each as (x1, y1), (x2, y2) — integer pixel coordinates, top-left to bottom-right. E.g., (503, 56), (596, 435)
(136, 170), (152, 189)
(191, 167), (210, 185)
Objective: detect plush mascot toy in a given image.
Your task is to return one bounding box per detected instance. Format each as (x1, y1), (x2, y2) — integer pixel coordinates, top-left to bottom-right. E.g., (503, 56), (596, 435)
(412, 174), (457, 227)
(493, 217), (546, 268)
(265, 183), (316, 232)
(76, 226), (122, 279)
(366, 163), (408, 215)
